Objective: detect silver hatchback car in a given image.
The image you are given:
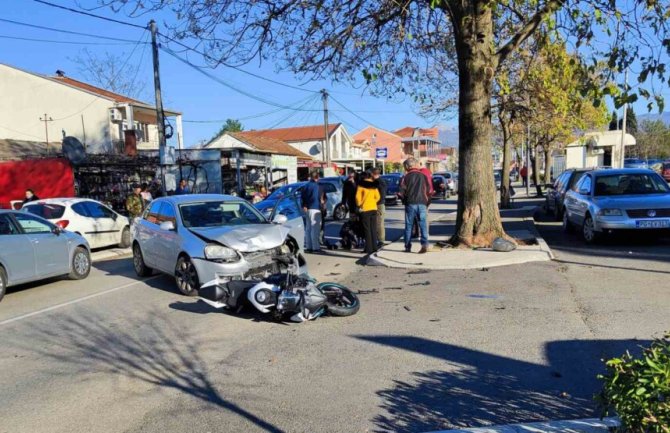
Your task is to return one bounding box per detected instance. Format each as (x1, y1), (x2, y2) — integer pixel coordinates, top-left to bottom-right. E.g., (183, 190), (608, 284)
(0, 210), (91, 302)
(131, 194), (307, 296)
(563, 168), (670, 243)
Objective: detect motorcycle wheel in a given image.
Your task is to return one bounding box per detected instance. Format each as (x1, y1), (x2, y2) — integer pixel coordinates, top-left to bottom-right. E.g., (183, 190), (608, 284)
(317, 282), (360, 317)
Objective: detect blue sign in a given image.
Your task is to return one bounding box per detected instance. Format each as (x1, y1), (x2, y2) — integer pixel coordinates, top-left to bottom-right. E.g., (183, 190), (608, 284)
(375, 147), (388, 159)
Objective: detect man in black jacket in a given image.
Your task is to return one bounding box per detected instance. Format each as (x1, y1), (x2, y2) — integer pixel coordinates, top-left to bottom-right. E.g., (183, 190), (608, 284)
(341, 170), (358, 217)
(372, 168), (387, 245)
(399, 158), (430, 254)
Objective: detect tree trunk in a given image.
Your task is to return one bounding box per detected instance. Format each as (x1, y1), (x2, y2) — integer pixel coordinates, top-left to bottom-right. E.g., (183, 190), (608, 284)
(533, 145), (543, 197)
(543, 148), (553, 186)
(450, 3), (506, 247)
(499, 112), (512, 209)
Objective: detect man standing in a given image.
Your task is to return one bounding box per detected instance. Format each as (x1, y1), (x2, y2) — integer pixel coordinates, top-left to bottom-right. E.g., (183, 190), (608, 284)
(355, 171), (380, 254)
(175, 179), (191, 195)
(301, 170), (322, 253)
(125, 183), (144, 222)
(371, 168), (387, 246)
(399, 158), (430, 254)
(341, 170), (357, 217)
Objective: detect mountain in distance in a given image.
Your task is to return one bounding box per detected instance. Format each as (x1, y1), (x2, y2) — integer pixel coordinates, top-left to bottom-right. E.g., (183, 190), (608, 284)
(637, 111), (670, 126)
(437, 124), (459, 148)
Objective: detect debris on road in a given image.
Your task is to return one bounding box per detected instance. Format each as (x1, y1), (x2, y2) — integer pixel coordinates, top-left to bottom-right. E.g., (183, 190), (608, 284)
(403, 306), (411, 311)
(357, 289), (379, 295)
(480, 267), (489, 271)
(468, 294), (500, 299)
(383, 286), (402, 290)
(409, 281), (430, 286)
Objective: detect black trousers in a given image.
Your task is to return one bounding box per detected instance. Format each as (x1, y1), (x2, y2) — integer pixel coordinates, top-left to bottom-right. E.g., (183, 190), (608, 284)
(360, 210), (379, 254)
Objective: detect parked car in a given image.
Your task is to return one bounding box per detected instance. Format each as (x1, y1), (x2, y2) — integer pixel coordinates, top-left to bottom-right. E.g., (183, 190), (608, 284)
(494, 170), (502, 190)
(623, 158), (648, 169)
(256, 181), (342, 219)
(434, 171), (457, 195)
(432, 175), (449, 199)
(545, 169), (590, 220)
(661, 162), (670, 182)
(131, 194), (307, 295)
(0, 210), (91, 301)
(381, 173), (402, 205)
(562, 169), (670, 243)
(22, 198), (131, 249)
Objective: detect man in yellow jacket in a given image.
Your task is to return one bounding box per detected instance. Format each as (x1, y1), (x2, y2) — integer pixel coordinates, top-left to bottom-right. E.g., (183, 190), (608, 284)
(356, 171), (380, 254)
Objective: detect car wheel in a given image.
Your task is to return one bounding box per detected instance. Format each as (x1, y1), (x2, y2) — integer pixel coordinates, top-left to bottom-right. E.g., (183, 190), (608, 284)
(333, 204), (347, 221)
(175, 255), (199, 296)
(554, 201), (563, 222)
(133, 243), (153, 277)
(68, 247), (91, 280)
(582, 214), (601, 244)
(119, 226), (131, 248)
(562, 210), (574, 233)
(0, 266), (7, 303)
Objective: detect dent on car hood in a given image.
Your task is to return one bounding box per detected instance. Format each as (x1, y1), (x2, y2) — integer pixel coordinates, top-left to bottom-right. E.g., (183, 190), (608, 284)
(190, 224), (290, 252)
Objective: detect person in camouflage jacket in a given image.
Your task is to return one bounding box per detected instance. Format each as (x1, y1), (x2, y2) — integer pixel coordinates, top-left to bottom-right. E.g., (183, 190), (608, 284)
(126, 184), (144, 220)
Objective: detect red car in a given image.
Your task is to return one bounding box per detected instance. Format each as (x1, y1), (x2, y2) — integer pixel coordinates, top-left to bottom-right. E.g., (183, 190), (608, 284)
(662, 162), (670, 182)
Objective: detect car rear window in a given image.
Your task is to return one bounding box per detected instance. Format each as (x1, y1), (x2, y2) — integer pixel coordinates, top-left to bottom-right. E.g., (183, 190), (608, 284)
(23, 203), (66, 219)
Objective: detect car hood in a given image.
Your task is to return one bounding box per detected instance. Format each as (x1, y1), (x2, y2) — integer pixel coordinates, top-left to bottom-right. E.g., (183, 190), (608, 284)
(594, 194), (670, 209)
(190, 224), (290, 252)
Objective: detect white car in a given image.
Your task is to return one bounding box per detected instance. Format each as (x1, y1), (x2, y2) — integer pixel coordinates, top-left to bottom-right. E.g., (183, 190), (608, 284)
(22, 198), (131, 249)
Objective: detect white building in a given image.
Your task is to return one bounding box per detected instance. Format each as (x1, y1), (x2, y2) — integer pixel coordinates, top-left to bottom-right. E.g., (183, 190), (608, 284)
(0, 63), (183, 154)
(249, 123), (353, 161)
(565, 130), (636, 169)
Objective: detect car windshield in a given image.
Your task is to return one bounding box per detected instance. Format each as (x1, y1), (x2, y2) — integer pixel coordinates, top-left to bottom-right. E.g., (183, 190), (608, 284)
(266, 183), (303, 201)
(382, 175), (400, 186)
(594, 173), (670, 196)
(179, 201), (267, 228)
(23, 203), (66, 219)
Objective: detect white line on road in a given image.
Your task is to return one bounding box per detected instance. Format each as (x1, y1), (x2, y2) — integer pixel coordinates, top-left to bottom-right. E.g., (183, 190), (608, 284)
(0, 276), (161, 327)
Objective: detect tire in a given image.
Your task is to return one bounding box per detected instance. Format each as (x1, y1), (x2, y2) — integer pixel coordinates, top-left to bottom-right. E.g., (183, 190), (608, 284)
(562, 210), (574, 233)
(133, 243), (153, 277)
(175, 255), (199, 296)
(68, 246), (91, 280)
(119, 226), (131, 248)
(333, 204), (347, 221)
(317, 282), (360, 317)
(582, 214), (601, 244)
(553, 201), (563, 222)
(0, 266), (7, 303)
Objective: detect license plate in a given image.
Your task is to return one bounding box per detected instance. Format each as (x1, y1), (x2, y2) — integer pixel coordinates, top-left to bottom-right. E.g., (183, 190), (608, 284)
(636, 220), (670, 229)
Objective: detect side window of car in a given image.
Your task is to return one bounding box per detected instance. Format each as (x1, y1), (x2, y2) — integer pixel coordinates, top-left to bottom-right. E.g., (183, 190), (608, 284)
(145, 201), (162, 224)
(99, 205), (116, 219)
(576, 175), (592, 194)
(320, 183), (337, 194)
(158, 203), (177, 224)
(13, 213), (53, 234)
(71, 202), (90, 217)
(0, 214), (20, 235)
(82, 202), (106, 218)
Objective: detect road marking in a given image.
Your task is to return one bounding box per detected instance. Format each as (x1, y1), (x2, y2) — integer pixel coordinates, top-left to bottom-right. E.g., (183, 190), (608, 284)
(0, 276), (161, 327)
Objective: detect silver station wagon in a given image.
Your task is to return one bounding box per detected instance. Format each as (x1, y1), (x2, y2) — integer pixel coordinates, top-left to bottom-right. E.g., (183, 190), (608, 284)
(562, 168), (670, 243)
(131, 194), (306, 296)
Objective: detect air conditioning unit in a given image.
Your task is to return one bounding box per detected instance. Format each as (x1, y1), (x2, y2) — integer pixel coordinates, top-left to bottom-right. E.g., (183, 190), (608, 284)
(590, 148), (605, 155)
(109, 108), (123, 122)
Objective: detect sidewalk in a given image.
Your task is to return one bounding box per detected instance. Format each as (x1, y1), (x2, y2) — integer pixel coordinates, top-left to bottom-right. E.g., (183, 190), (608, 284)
(426, 417), (619, 433)
(368, 200), (554, 270)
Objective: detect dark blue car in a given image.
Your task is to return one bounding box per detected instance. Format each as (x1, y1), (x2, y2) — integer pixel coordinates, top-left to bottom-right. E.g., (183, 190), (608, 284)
(381, 174), (402, 205)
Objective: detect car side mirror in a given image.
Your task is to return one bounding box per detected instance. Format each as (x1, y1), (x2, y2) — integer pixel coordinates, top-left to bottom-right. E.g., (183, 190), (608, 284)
(272, 214), (288, 225)
(111, 213), (118, 221)
(52, 226), (62, 235)
(579, 188), (590, 196)
(159, 221), (176, 231)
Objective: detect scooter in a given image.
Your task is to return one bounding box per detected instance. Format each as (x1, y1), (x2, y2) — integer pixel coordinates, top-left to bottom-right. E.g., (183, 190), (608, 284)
(197, 257), (360, 322)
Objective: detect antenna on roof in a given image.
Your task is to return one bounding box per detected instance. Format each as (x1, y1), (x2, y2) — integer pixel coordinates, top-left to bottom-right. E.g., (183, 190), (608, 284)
(55, 70), (66, 77)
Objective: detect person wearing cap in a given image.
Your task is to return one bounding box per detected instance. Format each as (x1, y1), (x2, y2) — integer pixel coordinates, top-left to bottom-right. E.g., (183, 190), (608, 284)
(126, 183), (144, 222)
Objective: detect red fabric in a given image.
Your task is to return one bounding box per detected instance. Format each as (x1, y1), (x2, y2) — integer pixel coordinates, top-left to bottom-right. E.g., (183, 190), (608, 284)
(419, 167), (434, 194)
(0, 158), (74, 209)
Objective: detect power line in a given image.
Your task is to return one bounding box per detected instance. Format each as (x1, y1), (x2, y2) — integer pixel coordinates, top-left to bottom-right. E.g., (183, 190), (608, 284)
(0, 34), (139, 45)
(183, 95), (318, 123)
(0, 17), (145, 43)
(329, 94), (380, 129)
(32, 0), (146, 29)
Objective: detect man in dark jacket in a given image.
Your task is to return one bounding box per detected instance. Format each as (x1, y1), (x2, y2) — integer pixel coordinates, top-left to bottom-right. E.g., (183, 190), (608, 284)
(301, 170), (323, 253)
(341, 170), (357, 216)
(399, 158), (430, 254)
(372, 168), (387, 245)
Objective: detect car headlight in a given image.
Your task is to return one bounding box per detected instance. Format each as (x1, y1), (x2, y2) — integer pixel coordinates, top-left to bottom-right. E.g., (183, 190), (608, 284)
(204, 244), (239, 262)
(598, 208), (623, 216)
(280, 243), (291, 255)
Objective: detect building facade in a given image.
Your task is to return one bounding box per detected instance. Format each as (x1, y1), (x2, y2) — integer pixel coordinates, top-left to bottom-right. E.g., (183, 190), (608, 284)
(565, 131), (636, 169)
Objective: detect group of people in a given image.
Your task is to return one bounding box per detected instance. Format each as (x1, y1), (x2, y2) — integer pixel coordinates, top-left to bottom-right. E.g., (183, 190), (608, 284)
(126, 179), (191, 220)
(300, 156), (433, 256)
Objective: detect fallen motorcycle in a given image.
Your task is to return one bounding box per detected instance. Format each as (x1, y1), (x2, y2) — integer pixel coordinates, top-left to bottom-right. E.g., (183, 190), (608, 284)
(197, 258), (360, 322)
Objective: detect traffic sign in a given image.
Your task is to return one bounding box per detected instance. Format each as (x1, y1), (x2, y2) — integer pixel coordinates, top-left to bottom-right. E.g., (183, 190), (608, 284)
(375, 147), (388, 159)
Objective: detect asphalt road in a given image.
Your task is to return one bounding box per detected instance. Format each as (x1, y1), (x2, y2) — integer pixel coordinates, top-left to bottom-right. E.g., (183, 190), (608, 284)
(1, 197), (669, 433)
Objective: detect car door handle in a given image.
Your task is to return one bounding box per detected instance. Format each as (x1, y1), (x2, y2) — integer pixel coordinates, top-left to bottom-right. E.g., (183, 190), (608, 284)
(31, 240), (39, 244)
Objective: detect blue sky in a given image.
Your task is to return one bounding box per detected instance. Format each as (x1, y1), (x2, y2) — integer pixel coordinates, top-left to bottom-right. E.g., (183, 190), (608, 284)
(0, 0), (437, 146)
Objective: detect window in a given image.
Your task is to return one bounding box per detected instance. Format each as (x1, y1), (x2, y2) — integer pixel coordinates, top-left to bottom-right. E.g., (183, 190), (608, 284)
(319, 183), (337, 194)
(568, 171), (587, 190)
(23, 204), (66, 219)
(145, 201), (162, 224)
(575, 175), (592, 194)
(0, 214), (19, 235)
(273, 197), (302, 220)
(158, 203), (177, 224)
(82, 202), (106, 218)
(179, 201), (265, 228)
(13, 213), (53, 234)
(594, 173), (670, 196)
(71, 202), (90, 217)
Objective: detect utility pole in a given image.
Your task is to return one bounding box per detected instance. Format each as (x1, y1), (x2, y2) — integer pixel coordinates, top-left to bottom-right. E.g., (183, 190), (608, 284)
(321, 89), (330, 167)
(619, 69), (628, 169)
(149, 20), (167, 193)
(40, 113), (53, 154)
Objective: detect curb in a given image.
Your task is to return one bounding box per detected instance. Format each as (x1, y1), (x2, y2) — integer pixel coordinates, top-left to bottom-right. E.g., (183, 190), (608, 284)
(91, 248), (131, 262)
(425, 417), (620, 433)
(522, 206), (556, 260)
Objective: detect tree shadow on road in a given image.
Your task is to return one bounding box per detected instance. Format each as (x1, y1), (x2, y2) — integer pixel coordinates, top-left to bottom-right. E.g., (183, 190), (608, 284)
(10, 312), (285, 433)
(356, 335), (646, 433)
